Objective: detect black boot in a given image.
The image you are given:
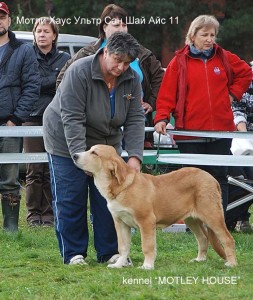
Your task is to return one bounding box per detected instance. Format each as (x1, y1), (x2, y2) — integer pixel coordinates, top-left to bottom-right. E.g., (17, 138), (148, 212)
(1, 193), (21, 232)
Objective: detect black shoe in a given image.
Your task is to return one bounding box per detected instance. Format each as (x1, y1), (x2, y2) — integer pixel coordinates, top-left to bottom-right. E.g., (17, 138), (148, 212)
(225, 220), (237, 232)
(28, 220), (41, 227)
(41, 221), (54, 228)
(235, 221), (253, 233)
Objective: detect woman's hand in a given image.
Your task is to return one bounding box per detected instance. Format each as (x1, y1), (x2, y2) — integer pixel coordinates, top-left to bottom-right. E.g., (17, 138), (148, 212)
(141, 101), (153, 114)
(154, 121), (167, 135)
(6, 120), (16, 126)
(127, 157), (141, 172)
(237, 122), (247, 132)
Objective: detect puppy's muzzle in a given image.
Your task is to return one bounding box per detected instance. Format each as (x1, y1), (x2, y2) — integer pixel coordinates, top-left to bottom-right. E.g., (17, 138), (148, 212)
(73, 154), (79, 162)
(73, 153), (93, 177)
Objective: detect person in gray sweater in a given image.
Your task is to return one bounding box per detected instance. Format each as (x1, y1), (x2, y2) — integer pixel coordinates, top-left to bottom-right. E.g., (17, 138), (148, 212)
(43, 32), (145, 265)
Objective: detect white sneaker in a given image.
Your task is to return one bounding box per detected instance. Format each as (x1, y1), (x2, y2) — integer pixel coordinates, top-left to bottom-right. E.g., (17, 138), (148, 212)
(107, 254), (133, 266)
(69, 255), (87, 265)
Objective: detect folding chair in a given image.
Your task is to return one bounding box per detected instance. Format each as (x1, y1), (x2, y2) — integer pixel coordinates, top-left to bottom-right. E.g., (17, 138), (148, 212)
(228, 138), (253, 211)
(227, 176), (253, 211)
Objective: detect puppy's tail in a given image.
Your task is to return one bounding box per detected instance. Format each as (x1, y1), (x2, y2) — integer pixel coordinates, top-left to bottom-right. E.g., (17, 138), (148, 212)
(205, 226), (226, 260)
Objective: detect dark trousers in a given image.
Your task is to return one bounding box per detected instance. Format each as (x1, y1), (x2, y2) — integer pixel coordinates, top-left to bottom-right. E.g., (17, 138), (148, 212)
(48, 154), (118, 264)
(178, 138), (232, 214)
(23, 122), (53, 223)
(0, 136), (22, 194)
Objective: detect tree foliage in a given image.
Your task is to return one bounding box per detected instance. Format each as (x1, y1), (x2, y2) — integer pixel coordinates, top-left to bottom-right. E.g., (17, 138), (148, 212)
(6, 0), (253, 65)
(218, 0), (253, 61)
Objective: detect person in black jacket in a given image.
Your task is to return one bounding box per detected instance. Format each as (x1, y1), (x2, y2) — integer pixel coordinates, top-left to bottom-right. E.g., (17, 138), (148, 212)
(23, 17), (70, 227)
(0, 2), (40, 232)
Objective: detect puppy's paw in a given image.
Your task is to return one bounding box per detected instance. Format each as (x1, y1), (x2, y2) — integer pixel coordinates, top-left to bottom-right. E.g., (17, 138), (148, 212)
(225, 260), (237, 267)
(190, 257), (206, 263)
(138, 264), (154, 270)
(107, 257), (132, 268)
(107, 262), (124, 268)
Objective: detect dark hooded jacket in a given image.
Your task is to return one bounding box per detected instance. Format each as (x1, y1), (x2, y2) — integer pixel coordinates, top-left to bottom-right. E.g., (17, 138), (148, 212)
(28, 45), (70, 120)
(0, 31), (40, 125)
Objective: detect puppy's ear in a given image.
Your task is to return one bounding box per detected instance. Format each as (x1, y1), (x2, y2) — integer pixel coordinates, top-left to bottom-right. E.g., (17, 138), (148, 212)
(110, 158), (127, 185)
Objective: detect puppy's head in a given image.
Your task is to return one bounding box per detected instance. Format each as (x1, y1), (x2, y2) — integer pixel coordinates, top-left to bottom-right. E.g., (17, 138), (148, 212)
(73, 145), (127, 184)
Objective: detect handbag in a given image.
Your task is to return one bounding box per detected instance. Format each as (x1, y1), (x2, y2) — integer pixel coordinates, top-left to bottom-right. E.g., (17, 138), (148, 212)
(231, 138), (253, 155)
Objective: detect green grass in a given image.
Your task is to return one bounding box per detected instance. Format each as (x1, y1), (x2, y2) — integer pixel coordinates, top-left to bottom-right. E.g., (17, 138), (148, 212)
(0, 186), (253, 300)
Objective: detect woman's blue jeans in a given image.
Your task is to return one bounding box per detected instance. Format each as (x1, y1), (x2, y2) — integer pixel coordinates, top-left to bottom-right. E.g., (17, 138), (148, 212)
(48, 154), (118, 264)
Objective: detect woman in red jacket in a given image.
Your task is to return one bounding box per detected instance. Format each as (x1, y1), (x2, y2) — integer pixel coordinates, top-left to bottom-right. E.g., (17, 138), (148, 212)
(154, 15), (252, 213)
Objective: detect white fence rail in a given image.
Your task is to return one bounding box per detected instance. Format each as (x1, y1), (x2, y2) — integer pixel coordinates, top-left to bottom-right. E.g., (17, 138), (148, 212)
(0, 126), (252, 166)
(1, 126), (252, 211)
(0, 126), (157, 163)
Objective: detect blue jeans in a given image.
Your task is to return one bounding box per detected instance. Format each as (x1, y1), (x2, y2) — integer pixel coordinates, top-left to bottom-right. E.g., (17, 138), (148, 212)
(0, 136), (22, 194)
(48, 154), (118, 264)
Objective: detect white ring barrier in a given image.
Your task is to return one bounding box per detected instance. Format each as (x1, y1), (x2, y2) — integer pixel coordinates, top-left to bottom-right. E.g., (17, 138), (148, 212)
(167, 129), (253, 139)
(157, 154), (253, 167)
(0, 126), (252, 166)
(146, 127), (253, 139)
(2, 126), (251, 138)
(0, 153), (48, 164)
(1, 126), (252, 213)
(0, 126), (44, 137)
(0, 127), (158, 163)
(0, 150), (158, 164)
(0, 126), (153, 137)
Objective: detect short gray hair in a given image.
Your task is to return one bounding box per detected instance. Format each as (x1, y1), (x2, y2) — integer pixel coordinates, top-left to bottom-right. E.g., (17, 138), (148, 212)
(185, 15), (220, 45)
(106, 31), (140, 62)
